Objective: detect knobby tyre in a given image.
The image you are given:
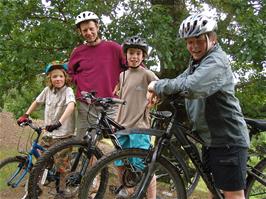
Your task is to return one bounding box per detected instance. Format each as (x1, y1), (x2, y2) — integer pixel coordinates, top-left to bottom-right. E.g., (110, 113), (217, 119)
(245, 158), (266, 199)
(28, 138), (105, 199)
(162, 137), (200, 196)
(0, 156), (29, 198)
(79, 148), (186, 199)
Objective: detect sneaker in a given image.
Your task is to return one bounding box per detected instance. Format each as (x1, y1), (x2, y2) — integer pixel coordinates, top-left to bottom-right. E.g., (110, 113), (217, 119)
(23, 186), (42, 199)
(36, 185), (43, 196)
(115, 188), (129, 199)
(54, 190), (72, 199)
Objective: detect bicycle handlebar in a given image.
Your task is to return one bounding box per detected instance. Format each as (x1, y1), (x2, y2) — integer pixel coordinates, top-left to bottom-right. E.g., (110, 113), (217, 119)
(19, 121), (43, 134)
(81, 91), (126, 106)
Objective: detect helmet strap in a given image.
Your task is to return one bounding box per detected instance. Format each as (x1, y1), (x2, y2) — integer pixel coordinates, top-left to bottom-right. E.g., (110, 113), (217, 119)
(205, 34), (216, 52)
(205, 34), (210, 51)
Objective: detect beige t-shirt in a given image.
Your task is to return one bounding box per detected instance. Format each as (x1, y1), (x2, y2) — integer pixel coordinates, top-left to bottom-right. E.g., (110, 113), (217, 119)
(116, 67), (158, 128)
(36, 86), (76, 138)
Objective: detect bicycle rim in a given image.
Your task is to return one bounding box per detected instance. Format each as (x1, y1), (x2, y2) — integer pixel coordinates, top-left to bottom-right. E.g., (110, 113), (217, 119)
(0, 156), (29, 198)
(28, 138), (104, 199)
(246, 158), (266, 199)
(79, 148), (186, 199)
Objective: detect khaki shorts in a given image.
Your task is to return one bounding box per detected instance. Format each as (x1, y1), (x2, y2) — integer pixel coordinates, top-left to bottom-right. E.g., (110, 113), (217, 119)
(75, 101), (118, 139)
(41, 136), (72, 173)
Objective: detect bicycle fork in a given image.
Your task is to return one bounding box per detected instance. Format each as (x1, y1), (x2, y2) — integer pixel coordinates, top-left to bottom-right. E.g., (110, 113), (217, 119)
(131, 137), (166, 199)
(7, 156), (32, 188)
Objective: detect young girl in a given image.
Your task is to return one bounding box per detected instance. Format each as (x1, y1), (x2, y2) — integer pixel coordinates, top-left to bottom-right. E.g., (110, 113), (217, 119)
(114, 36), (158, 199)
(17, 61), (76, 198)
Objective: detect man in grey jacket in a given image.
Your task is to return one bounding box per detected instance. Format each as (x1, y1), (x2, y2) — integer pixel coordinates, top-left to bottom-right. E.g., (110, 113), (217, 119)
(147, 13), (249, 199)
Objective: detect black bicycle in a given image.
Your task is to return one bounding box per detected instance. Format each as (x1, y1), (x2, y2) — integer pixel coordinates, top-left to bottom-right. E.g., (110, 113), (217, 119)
(27, 91), (126, 198)
(244, 118), (266, 199)
(150, 110), (200, 197)
(28, 91), (196, 199)
(79, 94), (266, 199)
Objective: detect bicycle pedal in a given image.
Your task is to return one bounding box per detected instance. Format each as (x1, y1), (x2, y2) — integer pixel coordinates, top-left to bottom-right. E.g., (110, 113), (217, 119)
(40, 169), (48, 185)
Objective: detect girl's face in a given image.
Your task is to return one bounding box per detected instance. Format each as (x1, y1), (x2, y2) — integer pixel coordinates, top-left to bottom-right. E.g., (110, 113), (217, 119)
(126, 48), (144, 68)
(50, 69), (65, 88)
(79, 20), (99, 43)
(186, 34), (208, 61)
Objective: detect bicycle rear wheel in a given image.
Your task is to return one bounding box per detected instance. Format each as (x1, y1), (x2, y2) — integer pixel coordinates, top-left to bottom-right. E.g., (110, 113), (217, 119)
(0, 156), (29, 198)
(245, 158), (266, 199)
(28, 137), (105, 199)
(79, 148), (186, 199)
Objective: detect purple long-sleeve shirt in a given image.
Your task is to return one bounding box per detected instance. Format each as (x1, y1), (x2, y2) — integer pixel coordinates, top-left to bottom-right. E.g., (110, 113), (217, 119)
(68, 40), (125, 101)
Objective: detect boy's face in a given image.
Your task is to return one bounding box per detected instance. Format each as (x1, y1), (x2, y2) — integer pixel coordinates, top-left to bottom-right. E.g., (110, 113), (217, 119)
(50, 69), (65, 88)
(126, 48), (144, 68)
(79, 20), (99, 43)
(186, 34), (208, 61)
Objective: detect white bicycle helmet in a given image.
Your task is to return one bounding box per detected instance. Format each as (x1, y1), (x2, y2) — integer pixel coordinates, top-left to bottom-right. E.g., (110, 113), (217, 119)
(75, 11), (99, 26)
(179, 13), (217, 39)
(123, 36), (149, 55)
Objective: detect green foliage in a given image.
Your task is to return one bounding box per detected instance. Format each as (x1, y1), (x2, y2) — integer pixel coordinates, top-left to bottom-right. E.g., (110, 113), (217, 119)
(249, 132), (266, 166)
(236, 73), (266, 118)
(3, 75), (45, 119)
(0, 0), (265, 119)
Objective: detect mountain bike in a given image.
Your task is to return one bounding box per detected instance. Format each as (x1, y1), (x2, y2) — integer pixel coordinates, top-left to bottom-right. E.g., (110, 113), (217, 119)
(28, 91), (127, 198)
(150, 110), (200, 197)
(29, 91), (195, 199)
(244, 118), (266, 199)
(79, 94), (266, 199)
(0, 121), (49, 199)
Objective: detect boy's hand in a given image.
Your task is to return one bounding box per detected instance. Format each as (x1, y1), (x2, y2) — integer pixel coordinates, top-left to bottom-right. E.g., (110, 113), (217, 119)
(147, 91), (159, 108)
(45, 121), (62, 132)
(148, 81), (156, 92)
(17, 114), (29, 125)
(147, 80), (159, 108)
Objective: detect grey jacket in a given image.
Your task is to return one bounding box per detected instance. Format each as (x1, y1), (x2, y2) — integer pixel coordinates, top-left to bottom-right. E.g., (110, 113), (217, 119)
(154, 44), (250, 147)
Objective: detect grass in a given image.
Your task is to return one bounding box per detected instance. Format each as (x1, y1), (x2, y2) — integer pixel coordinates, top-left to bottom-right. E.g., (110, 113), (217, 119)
(189, 178), (208, 198)
(0, 149), (19, 160)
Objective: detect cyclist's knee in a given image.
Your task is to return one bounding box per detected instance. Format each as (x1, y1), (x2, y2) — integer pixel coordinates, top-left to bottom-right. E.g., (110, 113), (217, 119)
(223, 190), (245, 199)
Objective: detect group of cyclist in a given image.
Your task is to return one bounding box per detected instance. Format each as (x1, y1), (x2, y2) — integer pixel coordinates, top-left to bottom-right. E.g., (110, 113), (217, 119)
(17, 9), (249, 199)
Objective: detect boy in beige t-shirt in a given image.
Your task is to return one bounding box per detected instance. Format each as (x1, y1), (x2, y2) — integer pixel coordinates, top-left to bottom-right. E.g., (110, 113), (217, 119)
(114, 36), (158, 199)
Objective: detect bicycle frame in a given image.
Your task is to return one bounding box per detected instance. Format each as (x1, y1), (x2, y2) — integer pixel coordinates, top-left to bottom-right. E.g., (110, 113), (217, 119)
(245, 118), (266, 189)
(116, 100), (224, 198)
(8, 123), (46, 188)
(70, 100), (125, 176)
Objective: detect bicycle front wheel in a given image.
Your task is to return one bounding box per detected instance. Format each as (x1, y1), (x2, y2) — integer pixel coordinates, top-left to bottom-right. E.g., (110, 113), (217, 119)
(79, 148), (186, 199)
(245, 158), (266, 199)
(28, 137), (105, 199)
(0, 156), (29, 198)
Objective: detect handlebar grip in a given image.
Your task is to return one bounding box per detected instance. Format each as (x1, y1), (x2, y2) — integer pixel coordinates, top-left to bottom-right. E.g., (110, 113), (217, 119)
(19, 120), (32, 127)
(81, 91), (88, 97)
(111, 98), (126, 105)
(81, 91), (97, 99)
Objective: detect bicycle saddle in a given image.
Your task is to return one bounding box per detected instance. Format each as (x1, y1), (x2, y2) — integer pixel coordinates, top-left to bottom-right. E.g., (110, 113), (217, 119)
(150, 111), (172, 120)
(245, 118), (266, 131)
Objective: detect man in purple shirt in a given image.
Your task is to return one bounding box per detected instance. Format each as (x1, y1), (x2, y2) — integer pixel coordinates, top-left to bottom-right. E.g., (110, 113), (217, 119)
(68, 11), (125, 138)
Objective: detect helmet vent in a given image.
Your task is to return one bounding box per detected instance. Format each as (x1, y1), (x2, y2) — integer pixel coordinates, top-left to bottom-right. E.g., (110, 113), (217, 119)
(179, 13), (217, 38)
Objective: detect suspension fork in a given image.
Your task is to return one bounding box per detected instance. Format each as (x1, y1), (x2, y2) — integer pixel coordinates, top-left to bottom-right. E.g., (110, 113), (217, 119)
(132, 135), (168, 198)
